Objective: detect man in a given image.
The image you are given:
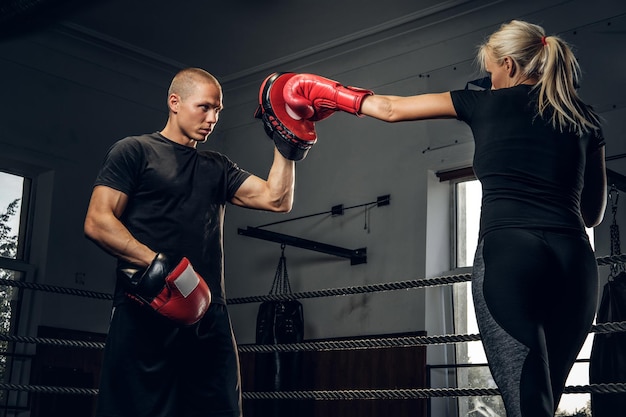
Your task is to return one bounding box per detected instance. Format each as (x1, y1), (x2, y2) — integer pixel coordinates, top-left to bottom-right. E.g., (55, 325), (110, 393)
(84, 67), (296, 417)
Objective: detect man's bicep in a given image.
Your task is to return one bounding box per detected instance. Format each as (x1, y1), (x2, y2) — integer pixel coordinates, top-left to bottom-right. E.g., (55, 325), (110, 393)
(88, 185), (129, 219)
(231, 175), (266, 209)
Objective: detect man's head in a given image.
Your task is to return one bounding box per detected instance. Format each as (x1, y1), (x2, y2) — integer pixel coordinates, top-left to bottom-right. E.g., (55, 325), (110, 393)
(162, 68), (223, 147)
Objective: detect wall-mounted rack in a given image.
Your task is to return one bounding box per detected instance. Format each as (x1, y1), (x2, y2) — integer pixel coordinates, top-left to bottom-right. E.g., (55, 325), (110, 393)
(237, 194), (390, 265)
(237, 227), (367, 265)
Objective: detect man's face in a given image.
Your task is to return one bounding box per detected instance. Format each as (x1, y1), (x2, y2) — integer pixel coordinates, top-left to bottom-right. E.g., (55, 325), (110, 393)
(176, 81), (223, 142)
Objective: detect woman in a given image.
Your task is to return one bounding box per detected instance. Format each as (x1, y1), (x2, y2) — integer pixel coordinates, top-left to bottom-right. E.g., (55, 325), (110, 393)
(282, 20), (607, 417)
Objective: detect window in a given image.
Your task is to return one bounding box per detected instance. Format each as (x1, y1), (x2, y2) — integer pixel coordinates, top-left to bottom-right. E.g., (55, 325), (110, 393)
(455, 179), (481, 268)
(452, 177), (505, 416)
(453, 177), (593, 416)
(0, 171), (29, 261)
(0, 170), (32, 411)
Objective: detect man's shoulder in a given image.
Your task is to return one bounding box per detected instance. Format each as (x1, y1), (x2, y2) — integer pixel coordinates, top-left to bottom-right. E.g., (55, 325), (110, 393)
(109, 132), (166, 154)
(117, 132), (160, 145)
(197, 148), (231, 163)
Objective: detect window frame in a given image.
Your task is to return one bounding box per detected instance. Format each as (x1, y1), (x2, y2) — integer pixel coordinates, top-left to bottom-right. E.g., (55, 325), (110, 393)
(0, 169), (33, 263)
(436, 166), (477, 269)
(0, 169), (36, 411)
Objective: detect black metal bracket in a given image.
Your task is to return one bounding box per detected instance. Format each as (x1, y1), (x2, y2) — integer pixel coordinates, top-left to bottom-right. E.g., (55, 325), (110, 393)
(237, 195), (390, 265)
(237, 227), (368, 265)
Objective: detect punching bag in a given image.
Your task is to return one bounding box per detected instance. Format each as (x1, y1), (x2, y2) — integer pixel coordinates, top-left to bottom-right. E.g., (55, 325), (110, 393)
(590, 271), (626, 415)
(590, 186), (626, 415)
(255, 246), (304, 417)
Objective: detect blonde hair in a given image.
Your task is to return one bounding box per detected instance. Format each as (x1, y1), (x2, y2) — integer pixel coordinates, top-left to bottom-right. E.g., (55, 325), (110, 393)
(477, 20), (600, 136)
(168, 68), (221, 101)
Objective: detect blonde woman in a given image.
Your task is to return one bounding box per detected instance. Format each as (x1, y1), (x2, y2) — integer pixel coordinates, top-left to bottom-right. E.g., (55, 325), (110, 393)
(281, 20), (607, 417)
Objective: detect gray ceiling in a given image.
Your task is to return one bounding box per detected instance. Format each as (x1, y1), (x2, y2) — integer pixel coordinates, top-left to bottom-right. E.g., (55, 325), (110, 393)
(2, 0), (449, 80)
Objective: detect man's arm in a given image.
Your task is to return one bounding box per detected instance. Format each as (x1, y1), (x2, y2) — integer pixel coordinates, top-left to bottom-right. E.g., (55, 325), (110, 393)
(84, 185), (156, 267)
(230, 147), (295, 212)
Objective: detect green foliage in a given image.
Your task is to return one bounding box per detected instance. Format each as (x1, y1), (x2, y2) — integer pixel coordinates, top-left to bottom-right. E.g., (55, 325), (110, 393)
(556, 400), (592, 417)
(0, 199), (19, 259)
(0, 198), (20, 388)
(466, 365), (506, 416)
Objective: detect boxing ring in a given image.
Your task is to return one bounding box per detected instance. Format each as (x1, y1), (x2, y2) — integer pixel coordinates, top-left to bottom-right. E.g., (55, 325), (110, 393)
(0, 253), (625, 414)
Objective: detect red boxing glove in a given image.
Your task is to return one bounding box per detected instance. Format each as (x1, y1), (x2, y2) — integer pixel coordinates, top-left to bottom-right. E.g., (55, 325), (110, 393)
(119, 254), (211, 325)
(254, 72), (318, 161)
(283, 73), (374, 121)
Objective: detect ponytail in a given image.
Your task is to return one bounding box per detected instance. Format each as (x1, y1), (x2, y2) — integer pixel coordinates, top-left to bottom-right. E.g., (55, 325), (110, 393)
(479, 20), (601, 136)
(537, 35), (601, 136)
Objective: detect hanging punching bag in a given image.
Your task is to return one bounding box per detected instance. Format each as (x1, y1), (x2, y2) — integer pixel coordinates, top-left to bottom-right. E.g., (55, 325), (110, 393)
(590, 271), (626, 415)
(590, 187), (626, 415)
(255, 299), (304, 389)
(255, 247), (304, 417)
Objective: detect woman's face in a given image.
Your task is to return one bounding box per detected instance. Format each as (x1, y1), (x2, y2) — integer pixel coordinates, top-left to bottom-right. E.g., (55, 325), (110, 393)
(484, 51), (509, 90)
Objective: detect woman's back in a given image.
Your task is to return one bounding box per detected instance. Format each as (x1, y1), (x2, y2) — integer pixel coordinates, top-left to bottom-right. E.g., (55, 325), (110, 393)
(451, 84), (603, 237)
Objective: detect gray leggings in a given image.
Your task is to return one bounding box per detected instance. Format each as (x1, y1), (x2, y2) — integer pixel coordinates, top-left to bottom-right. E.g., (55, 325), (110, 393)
(472, 228), (598, 417)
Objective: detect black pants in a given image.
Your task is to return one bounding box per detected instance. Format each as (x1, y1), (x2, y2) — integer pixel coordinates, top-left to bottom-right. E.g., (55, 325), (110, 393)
(472, 228), (598, 417)
(96, 302), (242, 417)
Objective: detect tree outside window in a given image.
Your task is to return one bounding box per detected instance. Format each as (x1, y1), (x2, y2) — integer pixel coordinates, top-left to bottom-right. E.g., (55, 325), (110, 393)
(0, 198), (20, 398)
(0, 170), (26, 407)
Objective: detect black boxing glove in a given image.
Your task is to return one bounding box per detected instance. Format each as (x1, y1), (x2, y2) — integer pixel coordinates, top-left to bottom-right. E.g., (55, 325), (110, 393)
(118, 253), (211, 325)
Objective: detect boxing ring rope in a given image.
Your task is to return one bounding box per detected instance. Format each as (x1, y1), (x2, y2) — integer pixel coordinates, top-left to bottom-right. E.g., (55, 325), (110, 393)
(0, 382), (625, 400)
(230, 253), (626, 304)
(0, 383), (626, 401)
(1, 253), (624, 303)
(0, 253), (625, 401)
(1, 320), (625, 353)
(242, 383), (626, 401)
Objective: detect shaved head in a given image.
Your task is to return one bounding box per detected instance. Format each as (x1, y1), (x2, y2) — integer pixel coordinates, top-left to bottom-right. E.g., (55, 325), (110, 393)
(168, 68), (222, 101)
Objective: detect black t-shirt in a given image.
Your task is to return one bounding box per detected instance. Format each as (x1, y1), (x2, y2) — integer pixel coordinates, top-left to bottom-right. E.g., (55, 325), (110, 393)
(450, 85), (604, 238)
(94, 132), (251, 305)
